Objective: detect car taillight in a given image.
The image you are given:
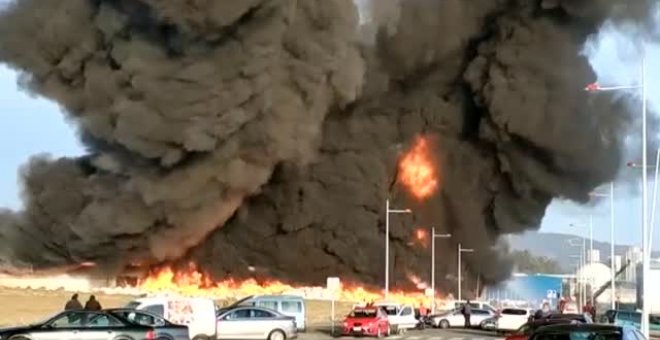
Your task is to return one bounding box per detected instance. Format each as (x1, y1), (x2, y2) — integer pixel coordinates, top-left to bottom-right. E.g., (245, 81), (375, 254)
(146, 330), (155, 340)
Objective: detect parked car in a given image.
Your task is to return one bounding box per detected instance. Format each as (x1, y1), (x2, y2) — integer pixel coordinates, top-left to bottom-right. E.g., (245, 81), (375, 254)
(543, 313), (593, 323)
(497, 308), (532, 334)
(529, 323), (646, 340)
(449, 301), (498, 314)
(228, 295), (307, 331)
(610, 310), (660, 337)
(480, 316), (498, 330)
(126, 296), (217, 340)
(342, 306), (391, 337)
(215, 305), (298, 340)
(106, 308), (190, 340)
(505, 318), (574, 340)
(430, 308), (495, 329)
(0, 310), (160, 340)
(373, 302), (417, 333)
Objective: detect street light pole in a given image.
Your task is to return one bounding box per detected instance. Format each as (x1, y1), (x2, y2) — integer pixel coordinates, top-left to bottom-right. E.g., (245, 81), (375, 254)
(457, 243), (474, 302)
(431, 228), (451, 313)
(570, 223), (591, 305)
(640, 51), (650, 339)
(649, 148), (660, 253)
(587, 50), (651, 336)
(385, 199), (412, 300)
(610, 182), (616, 310)
(582, 237), (587, 306)
(590, 186), (617, 309)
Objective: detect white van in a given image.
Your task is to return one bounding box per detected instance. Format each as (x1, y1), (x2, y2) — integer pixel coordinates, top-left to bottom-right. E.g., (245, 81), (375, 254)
(373, 302), (417, 333)
(233, 295), (306, 331)
(126, 296), (217, 340)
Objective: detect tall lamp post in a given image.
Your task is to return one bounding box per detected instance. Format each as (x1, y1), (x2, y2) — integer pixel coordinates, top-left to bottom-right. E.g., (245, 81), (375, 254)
(570, 254), (585, 310)
(385, 199), (412, 300)
(585, 49), (649, 337)
(570, 221), (593, 304)
(569, 238), (587, 308)
(629, 151), (660, 253)
(430, 228), (451, 313)
(590, 183), (616, 310)
(457, 243), (474, 301)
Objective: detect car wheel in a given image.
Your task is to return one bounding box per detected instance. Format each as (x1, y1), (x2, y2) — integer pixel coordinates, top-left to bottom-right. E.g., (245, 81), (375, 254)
(9, 336), (31, 340)
(439, 320), (450, 329)
(192, 336), (209, 340)
(269, 329), (286, 340)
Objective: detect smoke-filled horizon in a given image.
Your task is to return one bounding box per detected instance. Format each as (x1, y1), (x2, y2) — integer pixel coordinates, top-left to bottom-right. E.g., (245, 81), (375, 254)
(0, 0), (654, 295)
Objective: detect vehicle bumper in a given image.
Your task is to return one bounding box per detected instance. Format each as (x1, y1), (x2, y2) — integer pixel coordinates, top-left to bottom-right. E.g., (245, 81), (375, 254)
(342, 328), (380, 337)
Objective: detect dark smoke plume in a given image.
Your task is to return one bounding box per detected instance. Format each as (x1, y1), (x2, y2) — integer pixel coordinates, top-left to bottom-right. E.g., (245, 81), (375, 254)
(0, 0), (651, 295)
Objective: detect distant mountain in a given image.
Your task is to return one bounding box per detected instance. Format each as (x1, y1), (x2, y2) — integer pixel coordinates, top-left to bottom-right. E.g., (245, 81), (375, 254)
(505, 232), (660, 273)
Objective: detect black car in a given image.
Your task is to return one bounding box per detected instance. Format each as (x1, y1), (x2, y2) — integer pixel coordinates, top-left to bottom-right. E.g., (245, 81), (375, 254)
(106, 308), (190, 340)
(530, 323), (646, 340)
(510, 318), (575, 339)
(0, 310), (167, 340)
(543, 313), (593, 323)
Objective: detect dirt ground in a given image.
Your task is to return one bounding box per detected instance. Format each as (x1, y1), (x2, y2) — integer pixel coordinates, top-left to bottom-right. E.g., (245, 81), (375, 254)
(0, 287), (354, 328)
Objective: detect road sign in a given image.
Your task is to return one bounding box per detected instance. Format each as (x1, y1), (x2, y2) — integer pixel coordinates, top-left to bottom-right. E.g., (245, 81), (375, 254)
(327, 277), (341, 292)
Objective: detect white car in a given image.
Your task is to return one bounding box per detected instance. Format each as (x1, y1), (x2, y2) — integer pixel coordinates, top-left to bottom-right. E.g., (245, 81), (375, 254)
(496, 308), (532, 333)
(373, 302), (417, 333)
(431, 309), (495, 328)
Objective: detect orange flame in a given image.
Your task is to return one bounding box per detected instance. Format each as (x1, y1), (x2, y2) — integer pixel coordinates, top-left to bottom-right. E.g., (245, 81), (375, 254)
(411, 228), (429, 248)
(398, 136), (439, 200)
(138, 263), (438, 307)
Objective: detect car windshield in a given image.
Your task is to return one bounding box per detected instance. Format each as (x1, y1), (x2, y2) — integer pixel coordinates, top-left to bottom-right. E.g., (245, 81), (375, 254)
(503, 309), (527, 315)
(125, 301), (141, 309)
(534, 330), (622, 340)
(379, 306), (398, 316)
(350, 309), (377, 318)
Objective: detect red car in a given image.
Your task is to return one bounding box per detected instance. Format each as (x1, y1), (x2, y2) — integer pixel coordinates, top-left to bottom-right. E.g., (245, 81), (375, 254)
(342, 307), (391, 337)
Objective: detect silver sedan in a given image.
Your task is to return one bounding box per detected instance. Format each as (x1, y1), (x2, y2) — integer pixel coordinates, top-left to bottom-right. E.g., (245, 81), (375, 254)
(216, 306), (298, 340)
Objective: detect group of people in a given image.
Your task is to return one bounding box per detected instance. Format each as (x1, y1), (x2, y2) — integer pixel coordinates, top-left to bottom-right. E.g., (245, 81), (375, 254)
(64, 293), (103, 311)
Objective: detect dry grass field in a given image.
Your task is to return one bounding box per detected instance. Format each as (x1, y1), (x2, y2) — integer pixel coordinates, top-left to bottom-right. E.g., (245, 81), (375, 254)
(0, 287), (354, 328)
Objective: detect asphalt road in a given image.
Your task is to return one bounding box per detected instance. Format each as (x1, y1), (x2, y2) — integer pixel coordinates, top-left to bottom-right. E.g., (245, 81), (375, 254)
(301, 327), (504, 340)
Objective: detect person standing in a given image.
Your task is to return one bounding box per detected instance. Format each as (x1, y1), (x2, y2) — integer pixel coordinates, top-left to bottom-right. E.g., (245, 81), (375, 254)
(65, 294), (83, 311)
(84, 295), (102, 311)
(462, 301), (472, 328)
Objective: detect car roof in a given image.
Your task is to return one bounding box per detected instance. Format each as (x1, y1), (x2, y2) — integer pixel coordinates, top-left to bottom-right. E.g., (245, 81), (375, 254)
(249, 295), (304, 300)
(105, 308), (162, 317)
(220, 305), (281, 313)
(535, 323), (622, 333)
(530, 318), (573, 326)
(547, 313), (587, 319)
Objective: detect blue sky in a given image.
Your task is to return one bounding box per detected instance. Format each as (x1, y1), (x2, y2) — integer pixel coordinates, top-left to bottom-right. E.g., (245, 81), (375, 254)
(0, 64), (654, 249)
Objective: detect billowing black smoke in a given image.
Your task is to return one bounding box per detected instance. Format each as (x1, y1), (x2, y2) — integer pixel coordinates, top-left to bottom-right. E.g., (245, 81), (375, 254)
(0, 0), (651, 296)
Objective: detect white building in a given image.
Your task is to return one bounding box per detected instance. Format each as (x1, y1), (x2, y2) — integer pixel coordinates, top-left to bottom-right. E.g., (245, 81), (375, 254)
(576, 262), (611, 289)
(587, 249), (601, 264)
(624, 247), (643, 282)
(614, 255), (623, 272)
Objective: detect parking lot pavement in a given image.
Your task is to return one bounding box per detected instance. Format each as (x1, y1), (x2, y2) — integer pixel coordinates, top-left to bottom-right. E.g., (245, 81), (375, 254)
(301, 328), (505, 340)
